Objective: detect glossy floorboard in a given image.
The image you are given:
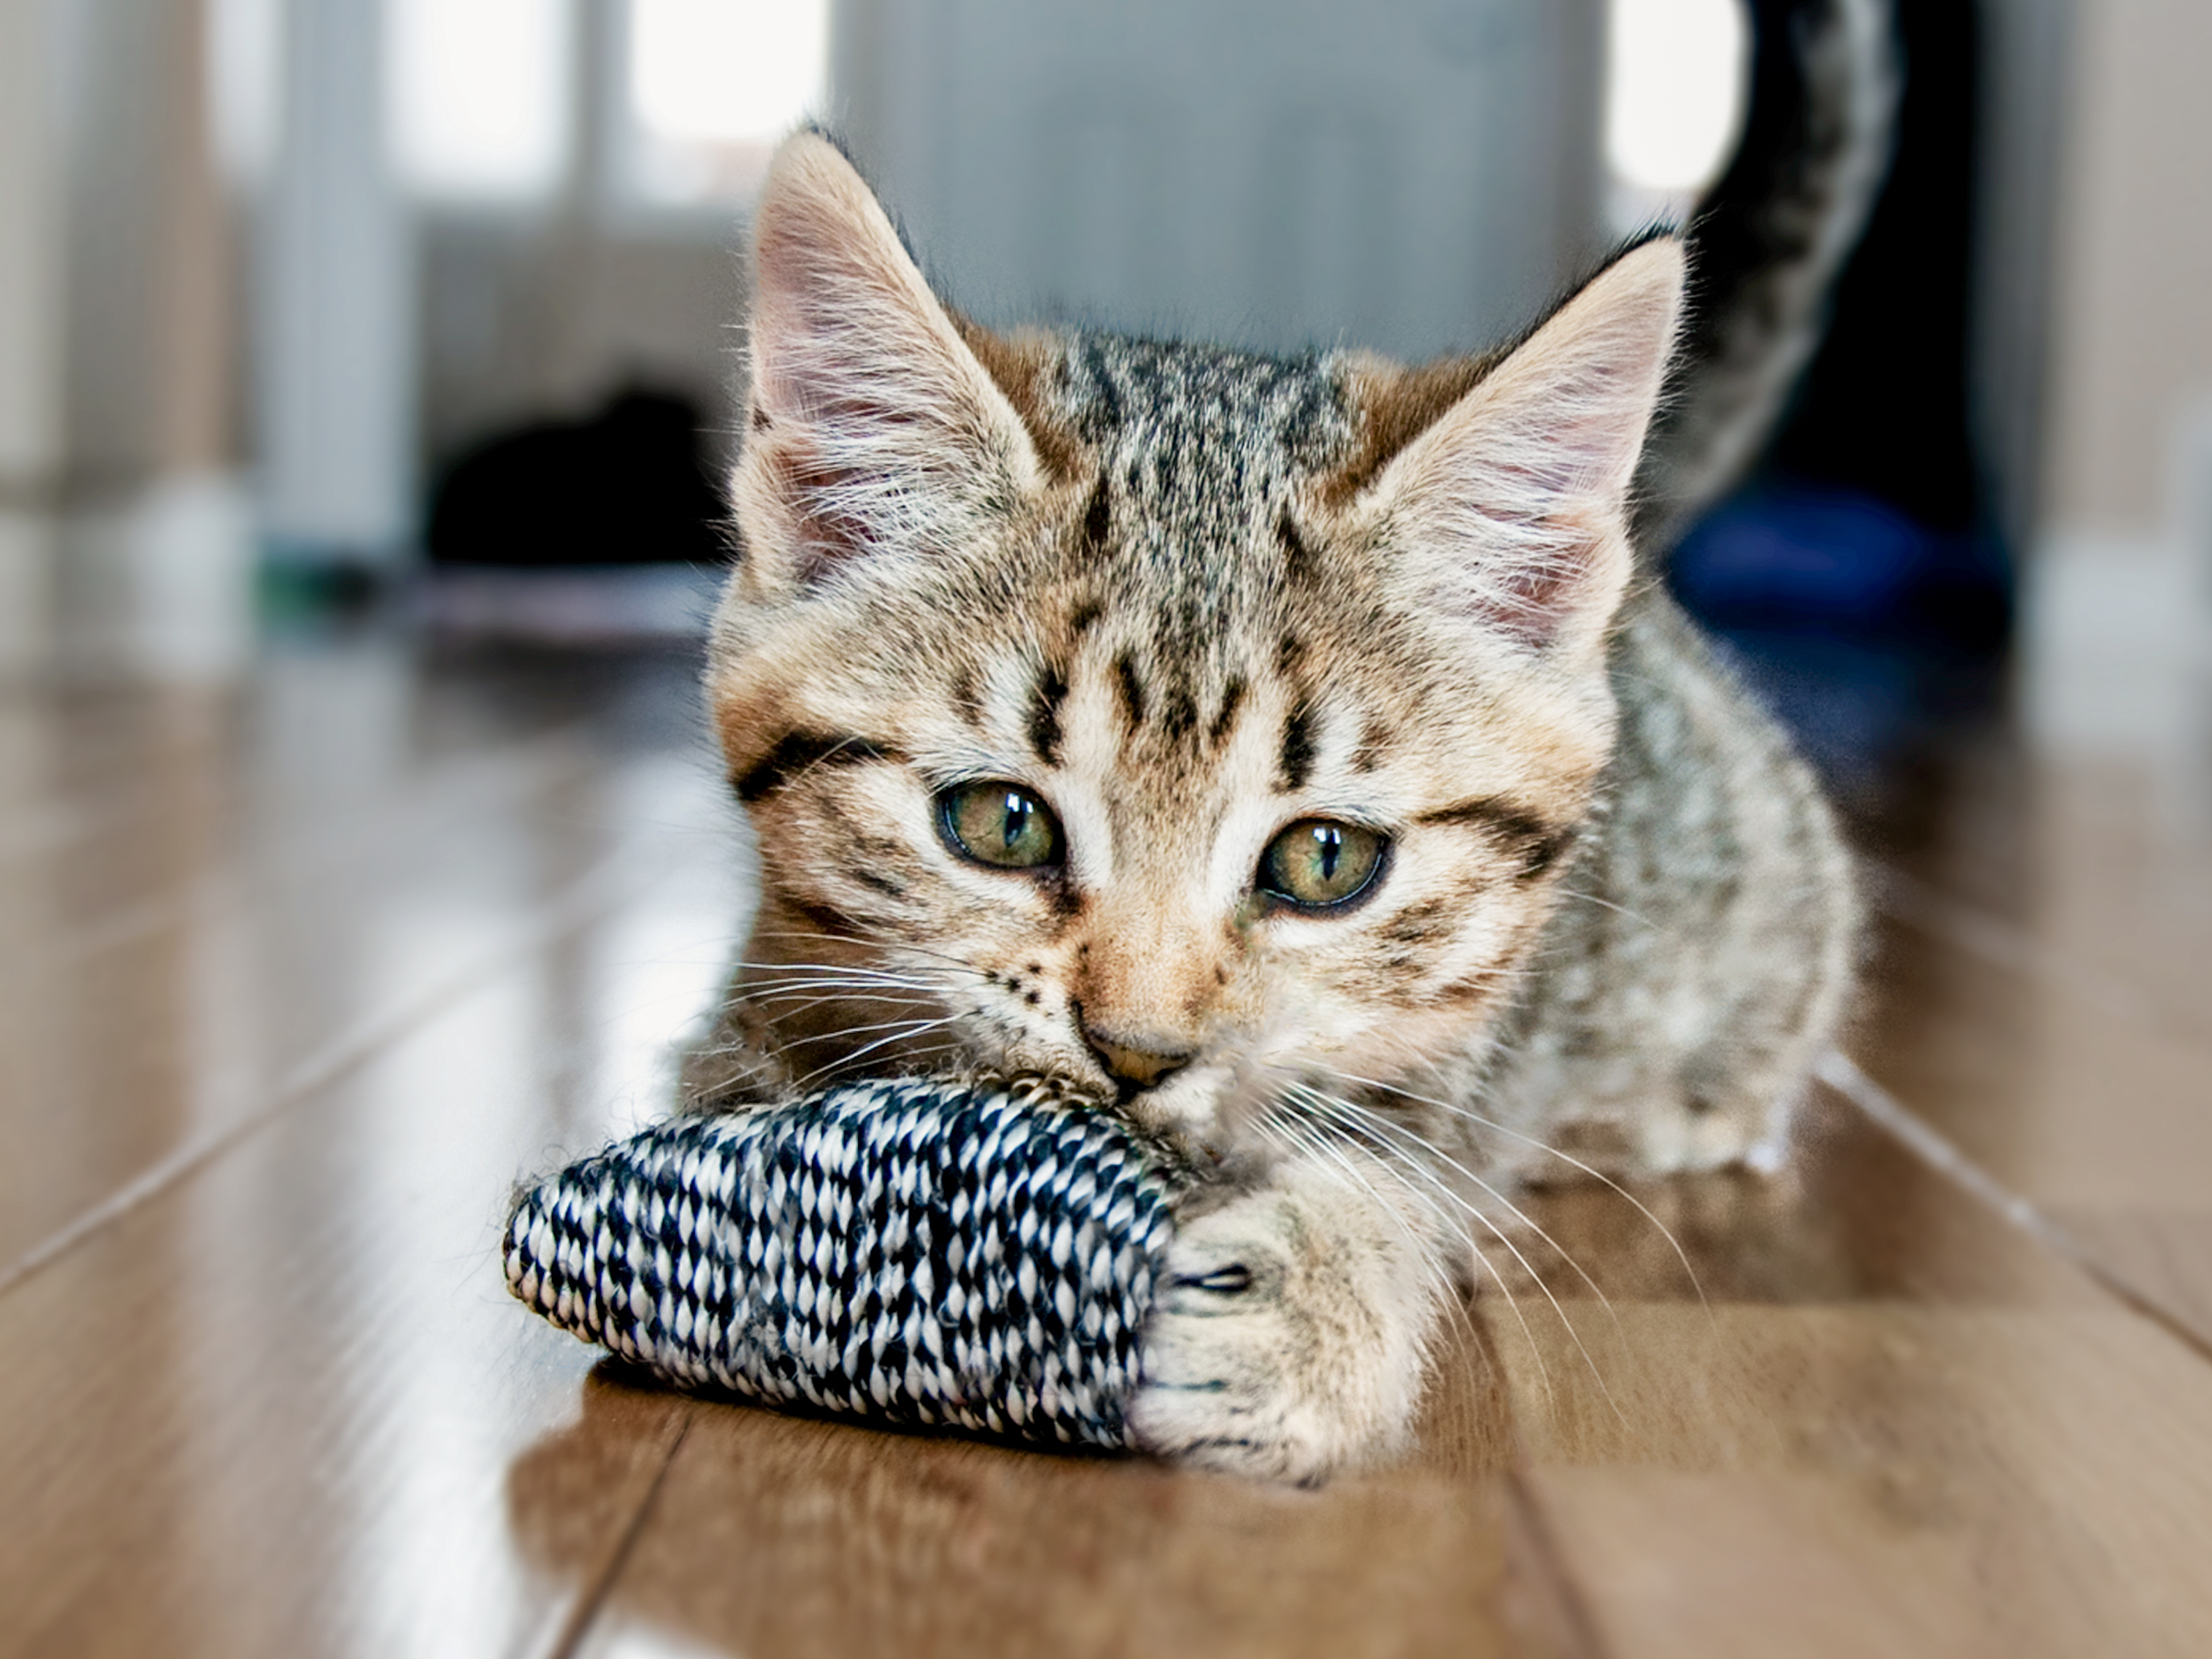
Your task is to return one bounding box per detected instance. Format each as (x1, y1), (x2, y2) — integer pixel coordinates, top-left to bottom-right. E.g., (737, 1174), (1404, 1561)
(3, 632), (2208, 1657)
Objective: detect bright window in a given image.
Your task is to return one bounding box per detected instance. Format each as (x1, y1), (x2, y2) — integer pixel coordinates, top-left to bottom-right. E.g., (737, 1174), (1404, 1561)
(624, 0), (828, 206)
(209, 0), (279, 187)
(388, 0), (575, 202)
(1605, 0), (1749, 195)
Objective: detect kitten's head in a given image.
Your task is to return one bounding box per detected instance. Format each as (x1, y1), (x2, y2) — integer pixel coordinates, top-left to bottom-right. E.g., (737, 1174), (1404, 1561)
(707, 133), (1681, 1160)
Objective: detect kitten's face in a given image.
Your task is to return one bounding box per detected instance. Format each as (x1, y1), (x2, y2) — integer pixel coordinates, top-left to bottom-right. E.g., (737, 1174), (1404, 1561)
(708, 136), (1681, 1160)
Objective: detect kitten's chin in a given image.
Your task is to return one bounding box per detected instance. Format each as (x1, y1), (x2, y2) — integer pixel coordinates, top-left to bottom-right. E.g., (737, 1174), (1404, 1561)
(1112, 1061), (1249, 1165)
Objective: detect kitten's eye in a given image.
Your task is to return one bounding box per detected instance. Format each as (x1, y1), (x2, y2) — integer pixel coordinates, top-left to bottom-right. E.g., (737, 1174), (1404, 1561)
(940, 781), (1064, 870)
(1259, 819), (1387, 910)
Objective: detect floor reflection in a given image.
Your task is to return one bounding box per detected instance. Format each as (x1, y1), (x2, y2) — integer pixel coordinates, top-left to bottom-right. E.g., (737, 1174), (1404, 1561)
(10, 594), (2205, 1652)
(508, 1363), (1512, 1659)
(493, 624), (2112, 1655)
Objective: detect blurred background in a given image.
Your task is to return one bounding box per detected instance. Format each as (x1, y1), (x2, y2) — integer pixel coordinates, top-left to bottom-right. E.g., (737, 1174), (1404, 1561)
(0, 0), (2205, 770)
(6, 15), (2212, 1647)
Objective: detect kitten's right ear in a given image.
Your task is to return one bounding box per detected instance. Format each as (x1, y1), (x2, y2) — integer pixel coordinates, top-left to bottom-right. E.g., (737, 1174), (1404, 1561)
(1352, 240), (1684, 665)
(734, 132), (1043, 594)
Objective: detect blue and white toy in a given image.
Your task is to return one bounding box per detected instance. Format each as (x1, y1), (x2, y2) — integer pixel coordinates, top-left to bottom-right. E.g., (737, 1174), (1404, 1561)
(505, 1077), (1185, 1450)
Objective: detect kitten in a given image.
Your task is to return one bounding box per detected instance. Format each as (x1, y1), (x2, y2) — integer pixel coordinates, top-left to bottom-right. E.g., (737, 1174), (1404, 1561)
(690, 5), (1884, 1480)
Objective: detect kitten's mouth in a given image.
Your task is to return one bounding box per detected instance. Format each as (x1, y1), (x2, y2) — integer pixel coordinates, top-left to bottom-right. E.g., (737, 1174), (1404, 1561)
(1101, 1059), (1239, 1164)
(1089, 1040), (1190, 1094)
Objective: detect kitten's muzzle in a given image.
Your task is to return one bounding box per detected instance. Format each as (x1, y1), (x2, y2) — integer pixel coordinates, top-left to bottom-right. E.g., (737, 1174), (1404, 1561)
(1081, 1022), (1195, 1094)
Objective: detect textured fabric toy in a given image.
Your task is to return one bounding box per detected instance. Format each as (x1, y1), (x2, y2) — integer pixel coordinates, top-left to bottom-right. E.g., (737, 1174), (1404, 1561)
(504, 1077), (1185, 1450)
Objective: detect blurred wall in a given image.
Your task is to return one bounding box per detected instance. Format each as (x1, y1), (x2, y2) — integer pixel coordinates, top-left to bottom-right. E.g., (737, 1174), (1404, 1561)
(1974, 0), (2071, 559)
(256, 0), (415, 565)
(0, 0), (65, 673)
(831, 0), (1607, 361)
(58, 0), (232, 492)
(418, 221), (743, 471)
(2046, 0), (2212, 544)
(0, 0), (250, 678)
(0, 0), (65, 489)
(414, 0), (746, 478)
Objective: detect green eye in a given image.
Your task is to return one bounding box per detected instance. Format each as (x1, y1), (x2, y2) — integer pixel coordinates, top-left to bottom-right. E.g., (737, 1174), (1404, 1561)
(1259, 820), (1387, 910)
(940, 781), (1065, 870)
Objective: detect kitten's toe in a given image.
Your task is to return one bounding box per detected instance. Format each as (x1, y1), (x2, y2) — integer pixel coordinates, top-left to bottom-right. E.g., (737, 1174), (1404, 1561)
(1128, 1184), (1429, 1483)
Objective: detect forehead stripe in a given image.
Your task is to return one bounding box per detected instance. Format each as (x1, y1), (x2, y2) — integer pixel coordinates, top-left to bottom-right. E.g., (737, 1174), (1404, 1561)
(1115, 653), (1146, 729)
(736, 732), (897, 802)
(1418, 796), (1578, 878)
(1275, 508), (1318, 576)
(950, 666), (987, 732)
(1278, 698), (1317, 791)
(1080, 476), (1111, 556)
(1209, 676), (1246, 747)
(1028, 662), (1069, 766)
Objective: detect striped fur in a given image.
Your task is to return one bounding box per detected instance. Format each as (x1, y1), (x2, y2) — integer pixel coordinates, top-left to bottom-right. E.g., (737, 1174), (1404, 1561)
(691, 129), (1861, 1480)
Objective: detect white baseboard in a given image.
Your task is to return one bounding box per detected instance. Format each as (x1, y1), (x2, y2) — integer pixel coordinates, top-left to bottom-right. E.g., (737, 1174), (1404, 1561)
(2022, 529), (2210, 766)
(59, 471), (254, 681)
(0, 508), (57, 679)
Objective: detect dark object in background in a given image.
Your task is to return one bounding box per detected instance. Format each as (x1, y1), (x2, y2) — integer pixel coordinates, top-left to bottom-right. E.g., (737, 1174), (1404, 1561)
(428, 389), (729, 568)
(1673, 483), (2009, 648)
(1671, 0), (2010, 658)
(1666, 0), (2010, 798)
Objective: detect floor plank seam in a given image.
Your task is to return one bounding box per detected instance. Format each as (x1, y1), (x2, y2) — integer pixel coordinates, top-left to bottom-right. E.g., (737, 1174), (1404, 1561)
(1816, 1048), (2212, 1368)
(0, 832), (671, 1305)
(538, 1404), (697, 1659)
(12, 719), (598, 989)
(1864, 858), (2199, 1045)
(1503, 1464), (1615, 1659)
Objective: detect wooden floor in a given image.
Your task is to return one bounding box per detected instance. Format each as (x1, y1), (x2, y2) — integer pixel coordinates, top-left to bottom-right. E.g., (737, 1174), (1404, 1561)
(3, 627), (2210, 1658)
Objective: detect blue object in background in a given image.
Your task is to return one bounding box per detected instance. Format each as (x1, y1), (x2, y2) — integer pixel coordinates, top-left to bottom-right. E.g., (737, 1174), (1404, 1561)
(1667, 483), (2013, 802)
(1670, 483), (2010, 646)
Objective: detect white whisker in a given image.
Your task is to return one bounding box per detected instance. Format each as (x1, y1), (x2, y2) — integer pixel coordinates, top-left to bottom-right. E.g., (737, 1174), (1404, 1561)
(1296, 1084), (1629, 1349)
(1256, 1103), (1492, 1406)
(1310, 1061), (1711, 1315)
(1285, 1083), (1624, 1427)
(1262, 1086), (1556, 1414)
(787, 1016), (970, 1088)
(1552, 886), (1657, 930)
(745, 930), (994, 982)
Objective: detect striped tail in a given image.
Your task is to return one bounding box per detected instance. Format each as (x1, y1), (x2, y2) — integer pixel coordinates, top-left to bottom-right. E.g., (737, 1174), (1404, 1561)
(1634, 0), (1899, 554)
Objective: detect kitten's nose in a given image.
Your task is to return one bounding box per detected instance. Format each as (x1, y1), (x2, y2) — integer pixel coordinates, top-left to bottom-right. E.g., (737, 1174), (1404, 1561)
(1081, 1021), (1195, 1090)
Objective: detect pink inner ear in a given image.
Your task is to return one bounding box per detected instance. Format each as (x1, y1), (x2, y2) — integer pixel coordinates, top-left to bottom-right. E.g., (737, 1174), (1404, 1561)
(1456, 510), (1611, 652)
(735, 137), (1042, 589)
(762, 433), (874, 587)
(742, 281), (982, 585)
(1378, 249), (1683, 656)
(1385, 399), (1638, 656)
(1422, 494), (1616, 652)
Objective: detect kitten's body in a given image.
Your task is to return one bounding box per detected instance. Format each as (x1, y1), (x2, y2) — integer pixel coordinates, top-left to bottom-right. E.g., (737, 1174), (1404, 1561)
(690, 2), (1885, 1480)
(1483, 588), (1858, 1179)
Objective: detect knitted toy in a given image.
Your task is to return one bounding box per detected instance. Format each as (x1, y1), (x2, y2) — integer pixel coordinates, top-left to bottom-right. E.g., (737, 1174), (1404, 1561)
(503, 1077), (1186, 1450)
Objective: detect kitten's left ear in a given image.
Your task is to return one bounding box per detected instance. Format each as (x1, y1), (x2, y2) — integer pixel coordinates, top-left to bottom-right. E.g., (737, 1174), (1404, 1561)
(734, 131), (1044, 594)
(1359, 240), (1685, 663)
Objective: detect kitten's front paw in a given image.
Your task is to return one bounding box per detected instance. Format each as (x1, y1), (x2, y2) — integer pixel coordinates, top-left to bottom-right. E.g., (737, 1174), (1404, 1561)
(1128, 1180), (1433, 1484)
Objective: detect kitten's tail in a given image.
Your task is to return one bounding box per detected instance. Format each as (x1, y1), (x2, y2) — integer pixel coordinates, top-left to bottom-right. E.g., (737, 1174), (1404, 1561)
(1632, 0), (1899, 554)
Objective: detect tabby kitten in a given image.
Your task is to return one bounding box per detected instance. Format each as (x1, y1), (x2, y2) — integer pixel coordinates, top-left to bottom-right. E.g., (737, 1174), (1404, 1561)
(690, 118), (1861, 1480)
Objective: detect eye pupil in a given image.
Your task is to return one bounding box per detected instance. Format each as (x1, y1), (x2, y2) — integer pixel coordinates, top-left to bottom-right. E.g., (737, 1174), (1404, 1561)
(941, 781), (1064, 872)
(1315, 827), (1341, 880)
(1259, 818), (1385, 910)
